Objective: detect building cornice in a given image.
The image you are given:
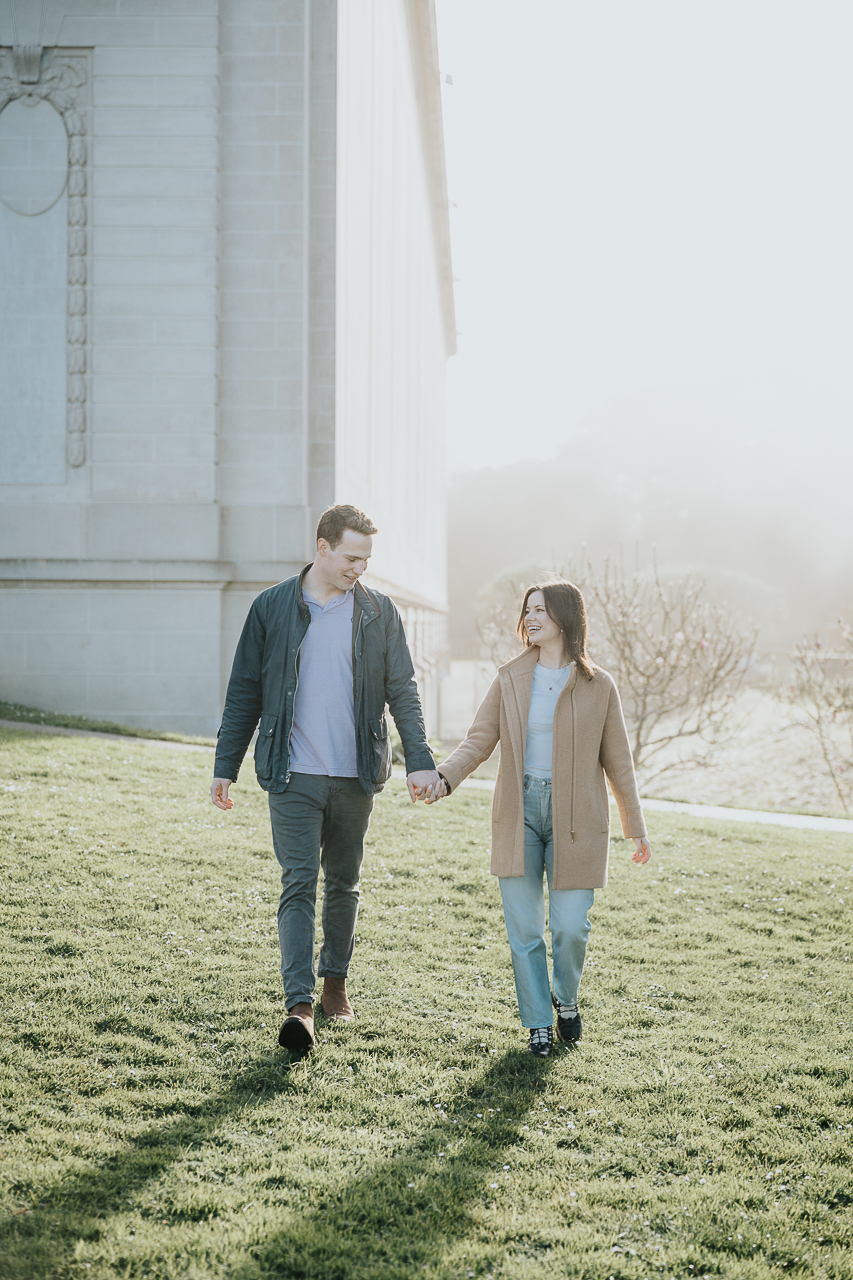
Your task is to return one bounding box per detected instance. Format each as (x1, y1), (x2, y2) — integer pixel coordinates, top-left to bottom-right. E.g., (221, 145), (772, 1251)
(403, 0), (457, 357)
(0, 560), (303, 587)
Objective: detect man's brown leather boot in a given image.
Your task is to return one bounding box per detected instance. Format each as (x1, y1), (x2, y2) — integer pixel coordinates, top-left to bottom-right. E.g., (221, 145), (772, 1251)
(278, 1001), (316, 1057)
(321, 975), (354, 1021)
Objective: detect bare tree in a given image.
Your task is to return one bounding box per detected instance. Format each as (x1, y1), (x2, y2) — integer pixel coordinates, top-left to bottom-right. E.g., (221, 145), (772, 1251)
(582, 558), (757, 780)
(475, 557), (757, 782)
(779, 623), (853, 813)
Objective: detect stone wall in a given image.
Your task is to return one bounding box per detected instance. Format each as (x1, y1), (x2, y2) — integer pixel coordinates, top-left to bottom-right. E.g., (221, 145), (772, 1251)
(0, 1), (453, 738)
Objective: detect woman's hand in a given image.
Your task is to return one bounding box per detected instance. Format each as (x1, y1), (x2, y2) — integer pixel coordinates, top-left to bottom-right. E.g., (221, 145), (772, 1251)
(421, 777), (448, 804)
(632, 837), (651, 865)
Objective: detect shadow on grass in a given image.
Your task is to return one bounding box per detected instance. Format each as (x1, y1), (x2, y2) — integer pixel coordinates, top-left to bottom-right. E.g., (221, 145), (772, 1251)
(231, 1047), (555, 1280)
(1, 1046), (556, 1279)
(0, 1053), (298, 1274)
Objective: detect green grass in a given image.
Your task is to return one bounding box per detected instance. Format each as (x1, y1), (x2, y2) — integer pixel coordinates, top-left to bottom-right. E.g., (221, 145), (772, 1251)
(0, 699), (216, 747)
(1, 725), (851, 1280)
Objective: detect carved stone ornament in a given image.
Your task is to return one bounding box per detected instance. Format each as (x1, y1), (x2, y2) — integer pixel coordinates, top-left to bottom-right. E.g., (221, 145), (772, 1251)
(0, 47), (90, 468)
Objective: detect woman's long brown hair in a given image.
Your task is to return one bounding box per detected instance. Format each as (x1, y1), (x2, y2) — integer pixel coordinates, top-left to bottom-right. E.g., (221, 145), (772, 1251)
(516, 580), (596, 680)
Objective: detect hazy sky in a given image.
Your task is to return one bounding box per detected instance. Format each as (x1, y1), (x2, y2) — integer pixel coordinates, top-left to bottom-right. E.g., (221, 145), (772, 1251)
(435, 1), (853, 477)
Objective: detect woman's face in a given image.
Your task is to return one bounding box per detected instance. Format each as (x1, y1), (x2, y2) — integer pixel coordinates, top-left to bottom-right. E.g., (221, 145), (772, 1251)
(523, 590), (562, 647)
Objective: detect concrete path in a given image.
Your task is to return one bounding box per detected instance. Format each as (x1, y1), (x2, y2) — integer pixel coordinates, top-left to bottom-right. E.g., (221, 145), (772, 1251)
(3, 721), (851, 834)
(635, 796), (853, 835)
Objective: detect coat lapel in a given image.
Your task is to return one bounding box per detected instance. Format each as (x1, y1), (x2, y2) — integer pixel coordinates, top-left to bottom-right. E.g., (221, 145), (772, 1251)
(502, 648), (538, 770)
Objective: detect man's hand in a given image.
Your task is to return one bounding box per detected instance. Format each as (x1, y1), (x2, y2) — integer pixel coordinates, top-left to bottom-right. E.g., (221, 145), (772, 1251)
(632, 837), (651, 865)
(406, 769), (443, 804)
(211, 777), (234, 810)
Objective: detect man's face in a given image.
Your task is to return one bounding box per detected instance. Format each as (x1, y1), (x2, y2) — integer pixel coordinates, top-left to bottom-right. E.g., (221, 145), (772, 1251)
(316, 529), (373, 592)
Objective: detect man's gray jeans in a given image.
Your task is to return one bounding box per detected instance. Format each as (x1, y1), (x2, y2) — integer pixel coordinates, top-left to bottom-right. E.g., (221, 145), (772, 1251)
(268, 773), (375, 1009)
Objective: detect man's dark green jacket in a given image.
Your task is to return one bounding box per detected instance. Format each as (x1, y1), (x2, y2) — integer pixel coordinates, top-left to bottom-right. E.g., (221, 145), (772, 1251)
(213, 568), (436, 795)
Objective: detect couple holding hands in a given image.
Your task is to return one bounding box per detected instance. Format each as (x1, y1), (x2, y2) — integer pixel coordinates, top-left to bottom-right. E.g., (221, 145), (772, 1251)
(212, 505), (651, 1060)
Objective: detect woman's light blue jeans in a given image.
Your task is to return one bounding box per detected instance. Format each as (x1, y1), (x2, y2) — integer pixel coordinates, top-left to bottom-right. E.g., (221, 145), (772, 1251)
(499, 775), (594, 1029)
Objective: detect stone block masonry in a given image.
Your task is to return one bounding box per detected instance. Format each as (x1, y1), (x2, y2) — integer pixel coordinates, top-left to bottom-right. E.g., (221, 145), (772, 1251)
(0, 1), (454, 738)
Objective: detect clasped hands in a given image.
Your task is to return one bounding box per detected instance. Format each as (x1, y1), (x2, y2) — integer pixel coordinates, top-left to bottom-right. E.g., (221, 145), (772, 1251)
(405, 770), (447, 805)
(213, 772), (446, 809)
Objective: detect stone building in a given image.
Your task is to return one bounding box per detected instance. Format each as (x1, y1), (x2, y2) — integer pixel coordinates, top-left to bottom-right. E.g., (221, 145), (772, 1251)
(0, 0), (455, 736)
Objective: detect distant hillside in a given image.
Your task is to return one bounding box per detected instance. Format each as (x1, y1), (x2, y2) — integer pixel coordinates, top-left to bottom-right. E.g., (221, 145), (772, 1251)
(447, 409), (853, 659)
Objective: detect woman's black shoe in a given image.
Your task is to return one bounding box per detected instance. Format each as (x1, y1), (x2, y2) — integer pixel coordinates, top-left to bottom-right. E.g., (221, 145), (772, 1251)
(527, 1026), (553, 1057)
(552, 993), (582, 1043)
(555, 1011), (582, 1043)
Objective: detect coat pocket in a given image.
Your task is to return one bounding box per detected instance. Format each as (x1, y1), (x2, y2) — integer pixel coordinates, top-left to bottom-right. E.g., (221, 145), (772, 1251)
(597, 771), (610, 833)
(254, 712), (278, 778)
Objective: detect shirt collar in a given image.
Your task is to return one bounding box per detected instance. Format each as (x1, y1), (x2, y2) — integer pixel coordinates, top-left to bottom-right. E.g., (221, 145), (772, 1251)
(303, 587), (353, 612)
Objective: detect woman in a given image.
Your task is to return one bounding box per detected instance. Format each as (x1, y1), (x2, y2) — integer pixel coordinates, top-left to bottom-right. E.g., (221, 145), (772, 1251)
(431, 580), (651, 1057)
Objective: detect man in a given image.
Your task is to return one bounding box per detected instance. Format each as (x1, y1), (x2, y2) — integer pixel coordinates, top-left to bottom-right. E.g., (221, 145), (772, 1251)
(211, 504), (441, 1057)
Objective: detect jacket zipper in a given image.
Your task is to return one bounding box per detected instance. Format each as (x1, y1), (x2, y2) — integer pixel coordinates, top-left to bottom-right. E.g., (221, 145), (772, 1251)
(353, 609), (363, 779)
(570, 685), (577, 841)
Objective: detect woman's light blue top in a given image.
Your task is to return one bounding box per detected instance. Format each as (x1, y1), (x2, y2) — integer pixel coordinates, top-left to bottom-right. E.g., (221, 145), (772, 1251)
(524, 662), (573, 780)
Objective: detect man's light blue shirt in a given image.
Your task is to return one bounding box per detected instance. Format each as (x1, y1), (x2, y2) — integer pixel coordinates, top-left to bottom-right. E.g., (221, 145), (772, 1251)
(289, 589), (359, 777)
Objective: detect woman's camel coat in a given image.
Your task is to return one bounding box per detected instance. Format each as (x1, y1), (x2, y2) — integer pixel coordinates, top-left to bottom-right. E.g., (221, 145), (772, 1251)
(438, 648), (646, 890)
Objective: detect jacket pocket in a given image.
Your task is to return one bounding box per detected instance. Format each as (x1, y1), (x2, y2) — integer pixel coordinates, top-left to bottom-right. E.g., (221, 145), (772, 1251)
(254, 712), (278, 778)
(369, 714), (391, 779)
(369, 714), (388, 741)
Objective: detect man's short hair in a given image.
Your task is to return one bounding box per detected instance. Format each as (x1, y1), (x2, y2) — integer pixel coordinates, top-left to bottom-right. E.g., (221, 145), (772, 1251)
(316, 504), (378, 550)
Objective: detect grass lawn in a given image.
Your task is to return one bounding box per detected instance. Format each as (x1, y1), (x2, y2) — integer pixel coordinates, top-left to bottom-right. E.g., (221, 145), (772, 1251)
(1, 725), (851, 1280)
